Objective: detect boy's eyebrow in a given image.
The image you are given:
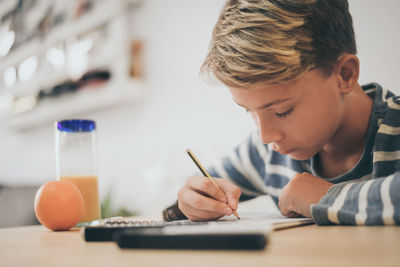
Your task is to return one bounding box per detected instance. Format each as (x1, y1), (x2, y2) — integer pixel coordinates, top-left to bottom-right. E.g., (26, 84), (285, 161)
(234, 98), (291, 110)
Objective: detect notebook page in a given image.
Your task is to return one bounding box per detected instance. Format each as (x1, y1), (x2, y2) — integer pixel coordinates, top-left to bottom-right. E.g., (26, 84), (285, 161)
(162, 212), (313, 235)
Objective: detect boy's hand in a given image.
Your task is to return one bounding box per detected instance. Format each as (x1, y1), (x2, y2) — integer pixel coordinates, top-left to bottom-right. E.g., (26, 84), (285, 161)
(278, 172), (333, 218)
(177, 176), (241, 221)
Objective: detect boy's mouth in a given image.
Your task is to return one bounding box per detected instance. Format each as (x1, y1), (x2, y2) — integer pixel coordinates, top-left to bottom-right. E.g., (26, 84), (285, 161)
(272, 145), (295, 155)
(271, 143), (297, 155)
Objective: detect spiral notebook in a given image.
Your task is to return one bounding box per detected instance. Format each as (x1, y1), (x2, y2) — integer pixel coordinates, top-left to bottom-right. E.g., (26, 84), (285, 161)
(82, 211), (314, 248)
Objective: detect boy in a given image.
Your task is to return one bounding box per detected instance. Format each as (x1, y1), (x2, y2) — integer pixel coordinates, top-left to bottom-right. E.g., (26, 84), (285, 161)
(167, 0), (400, 225)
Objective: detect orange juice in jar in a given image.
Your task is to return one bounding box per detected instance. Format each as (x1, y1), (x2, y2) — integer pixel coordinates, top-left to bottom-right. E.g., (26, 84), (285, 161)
(60, 175), (100, 223)
(55, 120), (101, 224)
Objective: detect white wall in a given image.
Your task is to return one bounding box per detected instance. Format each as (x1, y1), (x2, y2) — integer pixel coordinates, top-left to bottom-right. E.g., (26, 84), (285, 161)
(0, 0), (399, 216)
(350, 0), (400, 92)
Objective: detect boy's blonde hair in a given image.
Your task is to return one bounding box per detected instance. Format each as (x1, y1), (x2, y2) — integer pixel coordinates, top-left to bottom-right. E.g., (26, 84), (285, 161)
(201, 0), (356, 89)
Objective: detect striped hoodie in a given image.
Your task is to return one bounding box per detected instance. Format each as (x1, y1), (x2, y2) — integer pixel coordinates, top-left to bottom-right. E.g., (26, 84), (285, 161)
(208, 83), (400, 225)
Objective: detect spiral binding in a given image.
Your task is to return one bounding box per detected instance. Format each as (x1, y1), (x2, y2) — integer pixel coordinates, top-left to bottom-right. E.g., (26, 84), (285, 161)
(104, 220), (162, 227)
(103, 218), (208, 227)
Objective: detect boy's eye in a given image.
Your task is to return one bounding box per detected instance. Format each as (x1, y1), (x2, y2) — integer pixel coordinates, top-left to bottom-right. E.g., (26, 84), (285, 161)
(275, 106), (294, 118)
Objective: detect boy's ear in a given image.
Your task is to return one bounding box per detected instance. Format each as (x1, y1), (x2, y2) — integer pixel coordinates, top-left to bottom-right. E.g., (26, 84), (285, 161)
(334, 54), (359, 94)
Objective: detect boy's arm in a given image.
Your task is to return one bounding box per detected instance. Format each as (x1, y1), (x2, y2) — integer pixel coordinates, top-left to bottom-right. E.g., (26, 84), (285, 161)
(310, 173), (400, 225)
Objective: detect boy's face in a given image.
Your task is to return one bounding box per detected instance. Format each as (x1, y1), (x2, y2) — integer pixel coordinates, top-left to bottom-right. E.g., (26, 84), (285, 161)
(229, 69), (345, 160)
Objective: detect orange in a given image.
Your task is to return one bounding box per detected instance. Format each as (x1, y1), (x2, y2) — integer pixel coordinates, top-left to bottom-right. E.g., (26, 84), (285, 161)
(34, 180), (84, 231)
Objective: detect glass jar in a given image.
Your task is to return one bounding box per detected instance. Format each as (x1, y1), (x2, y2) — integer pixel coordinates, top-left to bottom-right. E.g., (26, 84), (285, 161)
(55, 119), (100, 224)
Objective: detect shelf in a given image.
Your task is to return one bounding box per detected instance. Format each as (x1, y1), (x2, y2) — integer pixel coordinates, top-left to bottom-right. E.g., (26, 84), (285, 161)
(0, 0), (144, 132)
(0, 0), (140, 72)
(1, 79), (146, 131)
(44, 0), (123, 46)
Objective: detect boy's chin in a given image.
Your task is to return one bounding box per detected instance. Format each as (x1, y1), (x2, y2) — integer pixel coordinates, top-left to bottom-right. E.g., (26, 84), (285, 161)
(287, 151), (314, 161)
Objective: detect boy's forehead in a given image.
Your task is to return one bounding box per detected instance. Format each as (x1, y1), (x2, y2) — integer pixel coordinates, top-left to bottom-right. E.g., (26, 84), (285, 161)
(229, 83), (293, 109)
(228, 69), (323, 108)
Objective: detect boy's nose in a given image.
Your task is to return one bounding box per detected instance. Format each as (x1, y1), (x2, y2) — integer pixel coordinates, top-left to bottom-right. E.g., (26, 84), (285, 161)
(259, 125), (284, 144)
(252, 113), (284, 144)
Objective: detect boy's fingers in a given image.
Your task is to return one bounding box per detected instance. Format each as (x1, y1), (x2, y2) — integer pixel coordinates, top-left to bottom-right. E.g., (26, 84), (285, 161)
(278, 200), (295, 217)
(279, 206), (289, 217)
(287, 211), (302, 218)
(216, 179), (241, 210)
(183, 189), (232, 215)
(185, 214), (204, 222)
(188, 176), (227, 203)
(179, 201), (225, 221)
(226, 189), (241, 210)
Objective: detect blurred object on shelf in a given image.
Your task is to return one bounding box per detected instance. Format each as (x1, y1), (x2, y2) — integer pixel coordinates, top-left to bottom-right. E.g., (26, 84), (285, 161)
(0, 0), (18, 19)
(13, 94), (37, 114)
(2, 66), (17, 87)
(38, 80), (79, 101)
(38, 7), (51, 38)
(66, 37), (93, 79)
(4, 78), (144, 131)
(46, 44), (66, 70)
(130, 39), (143, 78)
(37, 69), (111, 102)
(75, 0), (93, 18)
(24, 0), (50, 39)
(0, 18), (15, 57)
(0, 0), (113, 59)
(18, 55), (39, 82)
(5, 0), (31, 49)
(79, 69), (111, 88)
(5, 68), (112, 120)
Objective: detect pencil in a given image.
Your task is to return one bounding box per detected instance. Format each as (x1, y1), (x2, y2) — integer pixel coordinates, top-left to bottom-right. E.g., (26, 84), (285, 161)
(186, 149), (240, 220)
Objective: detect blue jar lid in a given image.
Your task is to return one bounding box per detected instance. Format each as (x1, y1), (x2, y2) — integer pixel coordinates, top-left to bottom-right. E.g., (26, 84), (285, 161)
(57, 119), (96, 132)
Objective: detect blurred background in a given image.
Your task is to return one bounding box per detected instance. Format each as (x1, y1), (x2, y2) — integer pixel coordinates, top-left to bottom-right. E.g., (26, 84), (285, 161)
(0, 0), (399, 227)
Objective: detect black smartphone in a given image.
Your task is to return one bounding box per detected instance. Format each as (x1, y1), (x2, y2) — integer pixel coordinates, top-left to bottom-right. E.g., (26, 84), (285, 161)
(115, 228), (267, 250)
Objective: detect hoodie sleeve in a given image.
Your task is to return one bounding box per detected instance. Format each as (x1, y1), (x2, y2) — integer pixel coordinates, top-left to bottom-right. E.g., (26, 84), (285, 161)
(311, 172), (400, 225)
(207, 132), (269, 201)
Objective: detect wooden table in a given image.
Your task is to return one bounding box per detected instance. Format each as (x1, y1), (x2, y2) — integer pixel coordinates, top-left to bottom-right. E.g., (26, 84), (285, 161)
(0, 224), (399, 267)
